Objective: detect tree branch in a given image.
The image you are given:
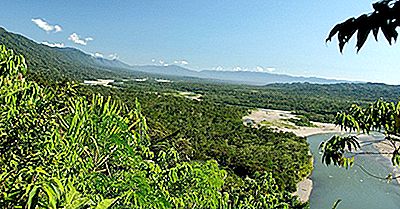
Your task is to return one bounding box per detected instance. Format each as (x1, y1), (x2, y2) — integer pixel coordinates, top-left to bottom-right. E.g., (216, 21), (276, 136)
(355, 163), (400, 181)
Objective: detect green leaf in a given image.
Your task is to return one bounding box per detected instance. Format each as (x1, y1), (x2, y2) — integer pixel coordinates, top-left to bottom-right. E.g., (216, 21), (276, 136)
(332, 199), (342, 209)
(95, 198), (118, 209)
(26, 185), (39, 209)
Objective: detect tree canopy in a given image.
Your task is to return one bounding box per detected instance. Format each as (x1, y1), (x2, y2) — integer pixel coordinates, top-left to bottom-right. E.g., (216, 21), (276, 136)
(0, 45), (310, 208)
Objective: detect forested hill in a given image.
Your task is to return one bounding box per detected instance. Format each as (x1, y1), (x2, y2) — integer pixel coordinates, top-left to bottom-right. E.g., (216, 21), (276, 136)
(0, 27), (350, 85)
(0, 27), (137, 81)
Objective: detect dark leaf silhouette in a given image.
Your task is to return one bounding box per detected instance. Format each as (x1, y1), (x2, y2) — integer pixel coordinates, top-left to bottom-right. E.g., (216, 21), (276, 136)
(327, 0), (400, 52)
(372, 27), (379, 41)
(356, 15), (372, 52)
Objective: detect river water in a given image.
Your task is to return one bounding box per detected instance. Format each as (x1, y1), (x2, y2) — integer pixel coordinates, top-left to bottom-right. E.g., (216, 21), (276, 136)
(308, 133), (400, 209)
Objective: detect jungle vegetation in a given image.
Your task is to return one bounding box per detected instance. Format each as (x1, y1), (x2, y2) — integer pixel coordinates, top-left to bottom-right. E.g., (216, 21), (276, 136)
(0, 45), (311, 208)
(3, 4), (400, 205)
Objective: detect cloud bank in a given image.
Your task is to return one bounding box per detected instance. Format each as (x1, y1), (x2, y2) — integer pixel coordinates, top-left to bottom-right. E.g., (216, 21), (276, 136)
(109, 53), (119, 60)
(151, 59), (189, 66)
(41, 41), (65, 48)
(256, 66), (275, 72)
(174, 60), (189, 65)
(211, 66), (277, 73)
(94, 52), (103, 58)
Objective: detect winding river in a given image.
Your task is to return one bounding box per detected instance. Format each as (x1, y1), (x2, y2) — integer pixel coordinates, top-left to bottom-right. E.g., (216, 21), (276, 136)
(308, 133), (400, 209)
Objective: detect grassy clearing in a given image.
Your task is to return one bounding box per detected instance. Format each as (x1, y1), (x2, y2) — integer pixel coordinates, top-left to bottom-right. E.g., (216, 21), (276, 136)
(261, 120), (297, 129)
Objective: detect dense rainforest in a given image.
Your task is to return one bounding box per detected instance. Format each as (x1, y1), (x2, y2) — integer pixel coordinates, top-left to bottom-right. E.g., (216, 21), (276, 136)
(0, 46), (310, 208)
(111, 80), (400, 123)
(2, 25), (400, 208)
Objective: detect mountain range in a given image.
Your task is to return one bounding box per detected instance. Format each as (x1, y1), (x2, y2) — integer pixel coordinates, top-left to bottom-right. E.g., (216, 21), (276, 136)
(0, 27), (350, 85)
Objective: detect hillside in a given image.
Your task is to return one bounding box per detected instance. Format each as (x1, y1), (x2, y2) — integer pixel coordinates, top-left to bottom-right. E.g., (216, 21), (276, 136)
(0, 27), (350, 85)
(0, 27), (136, 81)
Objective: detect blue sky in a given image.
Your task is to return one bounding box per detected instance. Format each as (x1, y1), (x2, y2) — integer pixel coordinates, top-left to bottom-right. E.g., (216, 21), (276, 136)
(1, 0), (400, 84)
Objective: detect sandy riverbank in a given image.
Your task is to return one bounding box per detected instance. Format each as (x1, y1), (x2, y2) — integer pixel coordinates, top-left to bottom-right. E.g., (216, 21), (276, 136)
(243, 108), (400, 202)
(373, 140), (400, 184)
(293, 178), (313, 203)
(243, 108), (344, 203)
(280, 122), (341, 137)
(243, 109), (343, 137)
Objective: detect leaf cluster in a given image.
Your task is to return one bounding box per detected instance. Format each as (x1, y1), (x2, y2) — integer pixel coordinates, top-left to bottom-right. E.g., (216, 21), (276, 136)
(320, 99), (400, 169)
(319, 135), (359, 168)
(326, 0), (400, 52)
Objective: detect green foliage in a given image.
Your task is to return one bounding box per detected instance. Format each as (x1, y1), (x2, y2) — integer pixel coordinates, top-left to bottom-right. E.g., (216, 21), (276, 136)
(287, 116), (317, 128)
(79, 79), (315, 193)
(334, 99), (400, 134)
(0, 45), (129, 208)
(319, 135), (359, 168)
(104, 85), (313, 192)
(228, 173), (307, 209)
(0, 45), (308, 208)
(320, 99), (400, 170)
(326, 0), (400, 52)
(158, 81), (400, 124)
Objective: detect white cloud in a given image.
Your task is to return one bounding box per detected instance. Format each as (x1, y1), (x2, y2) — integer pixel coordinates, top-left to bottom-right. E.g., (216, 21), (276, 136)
(41, 41), (64, 48)
(174, 60), (189, 65)
(211, 66), (277, 73)
(266, 67), (276, 72)
(32, 18), (62, 33)
(109, 53), (118, 60)
(213, 66), (224, 71)
(94, 52), (103, 58)
(68, 33), (93, 45)
(255, 66), (264, 72)
(54, 25), (62, 32)
(152, 59), (189, 66)
(233, 66), (242, 71)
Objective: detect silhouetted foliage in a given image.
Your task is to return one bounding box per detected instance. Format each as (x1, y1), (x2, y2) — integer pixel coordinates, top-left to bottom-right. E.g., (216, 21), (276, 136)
(326, 0), (400, 52)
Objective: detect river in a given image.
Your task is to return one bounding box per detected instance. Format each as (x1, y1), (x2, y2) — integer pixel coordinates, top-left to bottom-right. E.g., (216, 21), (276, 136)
(308, 133), (400, 209)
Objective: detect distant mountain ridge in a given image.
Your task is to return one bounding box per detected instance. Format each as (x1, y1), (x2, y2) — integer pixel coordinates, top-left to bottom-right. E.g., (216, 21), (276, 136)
(0, 27), (351, 85)
(197, 70), (348, 85)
